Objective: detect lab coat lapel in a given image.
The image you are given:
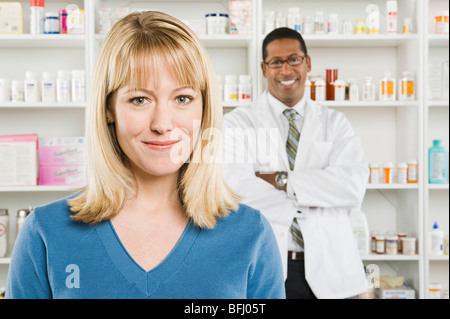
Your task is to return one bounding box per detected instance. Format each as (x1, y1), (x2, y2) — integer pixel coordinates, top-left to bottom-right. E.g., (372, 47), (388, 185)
(257, 93), (289, 171)
(295, 99), (324, 170)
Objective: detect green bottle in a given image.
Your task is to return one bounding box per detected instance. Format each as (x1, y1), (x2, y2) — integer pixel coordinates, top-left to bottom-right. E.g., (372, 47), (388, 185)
(429, 139), (448, 184)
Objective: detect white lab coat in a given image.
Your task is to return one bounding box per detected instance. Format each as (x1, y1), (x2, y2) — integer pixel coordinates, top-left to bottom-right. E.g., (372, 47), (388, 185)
(222, 91), (369, 299)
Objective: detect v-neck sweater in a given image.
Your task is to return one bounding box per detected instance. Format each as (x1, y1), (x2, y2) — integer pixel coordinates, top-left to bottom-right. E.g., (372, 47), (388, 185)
(6, 196), (285, 299)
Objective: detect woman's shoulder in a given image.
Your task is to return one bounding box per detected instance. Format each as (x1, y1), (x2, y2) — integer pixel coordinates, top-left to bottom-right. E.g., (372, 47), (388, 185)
(215, 204), (273, 238)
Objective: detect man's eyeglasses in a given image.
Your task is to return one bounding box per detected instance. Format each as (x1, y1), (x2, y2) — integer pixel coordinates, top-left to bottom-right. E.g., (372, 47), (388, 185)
(264, 55), (306, 69)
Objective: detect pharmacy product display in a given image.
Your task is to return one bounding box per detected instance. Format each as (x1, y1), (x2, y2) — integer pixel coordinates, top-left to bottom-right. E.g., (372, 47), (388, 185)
(264, 1), (413, 35)
(0, 1), (85, 35)
(0, 70), (85, 103)
(0, 134), (86, 187)
(0, 208), (31, 259)
(369, 160), (418, 184)
(370, 230), (417, 256)
(428, 61), (449, 101)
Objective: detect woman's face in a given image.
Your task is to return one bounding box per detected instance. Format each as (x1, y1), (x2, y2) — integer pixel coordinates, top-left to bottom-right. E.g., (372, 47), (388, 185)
(108, 60), (203, 179)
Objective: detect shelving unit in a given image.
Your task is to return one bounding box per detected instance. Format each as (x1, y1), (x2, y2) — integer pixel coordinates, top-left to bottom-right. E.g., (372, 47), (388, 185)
(0, 0), (448, 298)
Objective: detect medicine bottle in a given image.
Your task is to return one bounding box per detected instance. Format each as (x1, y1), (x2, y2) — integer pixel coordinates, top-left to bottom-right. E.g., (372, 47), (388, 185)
(326, 68), (338, 100)
(275, 11), (286, 29)
(401, 237), (416, 255)
(24, 71), (40, 102)
(0, 78), (11, 102)
(224, 75), (238, 102)
(41, 72), (56, 103)
(334, 79), (346, 101)
(56, 70), (71, 103)
(375, 235), (385, 254)
(11, 80), (24, 102)
(303, 16), (313, 34)
(264, 11), (275, 34)
(371, 231), (379, 253)
(315, 77), (326, 101)
(362, 76), (375, 101)
(379, 72), (395, 101)
(327, 14), (339, 35)
(30, 0), (45, 34)
(386, 235), (398, 255)
(428, 283), (442, 299)
(44, 12), (59, 34)
(16, 209), (30, 234)
(98, 8), (113, 34)
(0, 208), (8, 258)
(397, 162), (407, 184)
(434, 11), (449, 34)
(287, 7), (302, 32)
(399, 71), (415, 101)
(386, 0), (398, 34)
(304, 80), (311, 100)
(342, 20), (352, 35)
(383, 162), (393, 183)
(238, 75), (252, 102)
(71, 70), (86, 102)
(349, 80), (360, 101)
(407, 159), (418, 183)
(369, 163), (381, 183)
(397, 232), (407, 253)
(314, 11), (325, 35)
(403, 18), (413, 34)
(355, 19), (366, 34)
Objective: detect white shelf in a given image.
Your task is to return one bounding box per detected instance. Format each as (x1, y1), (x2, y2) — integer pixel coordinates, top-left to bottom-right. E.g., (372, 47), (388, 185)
(0, 34), (85, 48)
(0, 102), (86, 109)
(366, 183), (420, 189)
(428, 100), (449, 108)
(361, 254), (420, 261)
(0, 258), (11, 265)
(323, 101), (419, 108)
(427, 183), (449, 190)
(427, 34), (450, 47)
(428, 255), (449, 261)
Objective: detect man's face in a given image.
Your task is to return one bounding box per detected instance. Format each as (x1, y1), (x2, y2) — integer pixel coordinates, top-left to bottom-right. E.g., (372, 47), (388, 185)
(261, 38), (311, 107)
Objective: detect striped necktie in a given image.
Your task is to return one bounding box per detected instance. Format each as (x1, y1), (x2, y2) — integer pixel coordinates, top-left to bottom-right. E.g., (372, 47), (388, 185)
(283, 108), (304, 249)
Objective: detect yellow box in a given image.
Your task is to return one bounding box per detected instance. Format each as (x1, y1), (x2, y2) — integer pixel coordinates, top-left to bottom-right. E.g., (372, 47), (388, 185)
(0, 2), (23, 34)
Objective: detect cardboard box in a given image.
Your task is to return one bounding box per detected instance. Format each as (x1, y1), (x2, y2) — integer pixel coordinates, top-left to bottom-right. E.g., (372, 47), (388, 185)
(0, 134), (38, 186)
(375, 285), (415, 299)
(0, 2), (23, 34)
(229, 0), (252, 35)
(39, 137), (86, 166)
(39, 165), (86, 186)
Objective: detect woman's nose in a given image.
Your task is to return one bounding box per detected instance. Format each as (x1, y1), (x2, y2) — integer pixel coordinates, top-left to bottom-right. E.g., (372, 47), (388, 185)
(150, 105), (173, 134)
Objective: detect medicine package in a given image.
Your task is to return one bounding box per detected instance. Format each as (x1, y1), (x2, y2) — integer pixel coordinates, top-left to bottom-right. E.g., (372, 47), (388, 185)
(0, 2), (23, 34)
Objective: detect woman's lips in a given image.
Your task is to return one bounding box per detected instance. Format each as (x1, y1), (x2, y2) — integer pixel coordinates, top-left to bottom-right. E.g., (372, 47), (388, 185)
(144, 140), (180, 151)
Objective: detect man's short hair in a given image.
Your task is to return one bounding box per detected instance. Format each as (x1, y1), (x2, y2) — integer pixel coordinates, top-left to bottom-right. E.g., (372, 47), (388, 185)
(262, 27), (308, 61)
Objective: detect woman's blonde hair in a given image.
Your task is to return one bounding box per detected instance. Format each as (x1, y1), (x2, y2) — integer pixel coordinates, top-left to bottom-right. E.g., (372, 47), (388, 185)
(69, 11), (241, 228)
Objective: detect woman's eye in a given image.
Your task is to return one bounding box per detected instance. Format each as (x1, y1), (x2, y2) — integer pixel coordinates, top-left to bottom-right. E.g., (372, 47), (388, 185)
(130, 97), (149, 105)
(176, 95), (192, 105)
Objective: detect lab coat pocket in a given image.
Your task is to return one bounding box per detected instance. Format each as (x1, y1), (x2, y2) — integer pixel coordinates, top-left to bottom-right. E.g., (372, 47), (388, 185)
(304, 141), (332, 169)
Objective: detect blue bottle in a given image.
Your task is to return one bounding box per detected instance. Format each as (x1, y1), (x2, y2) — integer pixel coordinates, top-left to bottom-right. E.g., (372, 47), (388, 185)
(428, 139), (448, 184)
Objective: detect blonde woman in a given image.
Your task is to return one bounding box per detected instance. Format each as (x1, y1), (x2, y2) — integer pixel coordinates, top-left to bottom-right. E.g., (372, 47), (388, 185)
(6, 11), (284, 299)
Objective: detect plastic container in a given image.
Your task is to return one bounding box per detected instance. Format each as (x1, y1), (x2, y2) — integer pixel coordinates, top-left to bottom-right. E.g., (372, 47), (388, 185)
(224, 75), (238, 102)
(375, 235), (385, 254)
(41, 72), (56, 103)
(342, 20), (353, 35)
(444, 235), (449, 255)
(44, 12), (59, 34)
(366, 4), (380, 34)
(71, 70), (86, 102)
(407, 159), (418, 183)
(349, 208), (370, 256)
(326, 68), (338, 100)
(397, 232), (407, 252)
(56, 70), (71, 103)
(403, 18), (413, 34)
(429, 139), (448, 184)
(371, 231), (379, 253)
(355, 19), (366, 34)
(24, 71), (40, 102)
(362, 76), (375, 101)
(383, 162), (393, 183)
(428, 283), (442, 299)
(397, 162), (407, 183)
(0, 78), (11, 102)
(0, 208), (8, 258)
(304, 80), (311, 100)
(315, 77), (326, 101)
(386, 0), (398, 33)
(386, 235), (398, 255)
(314, 11), (325, 35)
(349, 80), (360, 101)
(334, 79), (346, 101)
(264, 11), (275, 34)
(379, 72), (396, 101)
(327, 13), (339, 35)
(30, 0), (45, 34)
(238, 75), (252, 101)
(401, 237), (416, 255)
(399, 71), (415, 100)
(16, 209), (30, 234)
(205, 13), (229, 35)
(11, 80), (24, 102)
(434, 11), (449, 34)
(430, 221), (444, 255)
(287, 7), (302, 32)
(59, 10), (68, 34)
(369, 162), (381, 184)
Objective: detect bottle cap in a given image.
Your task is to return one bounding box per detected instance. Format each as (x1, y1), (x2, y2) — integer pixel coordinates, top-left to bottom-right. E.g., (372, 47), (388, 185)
(0, 208), (8, 216)
(433, 139), (442, 146)
(433, 221), (439, 229)
(30, 0), (45, 7)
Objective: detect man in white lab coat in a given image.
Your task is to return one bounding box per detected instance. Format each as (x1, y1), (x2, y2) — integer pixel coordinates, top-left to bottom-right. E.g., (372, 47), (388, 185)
(222, 28), (369, 299)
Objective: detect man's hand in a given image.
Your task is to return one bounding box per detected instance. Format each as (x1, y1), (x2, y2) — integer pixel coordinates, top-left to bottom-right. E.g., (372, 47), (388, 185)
(255, 171), (287, 192)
